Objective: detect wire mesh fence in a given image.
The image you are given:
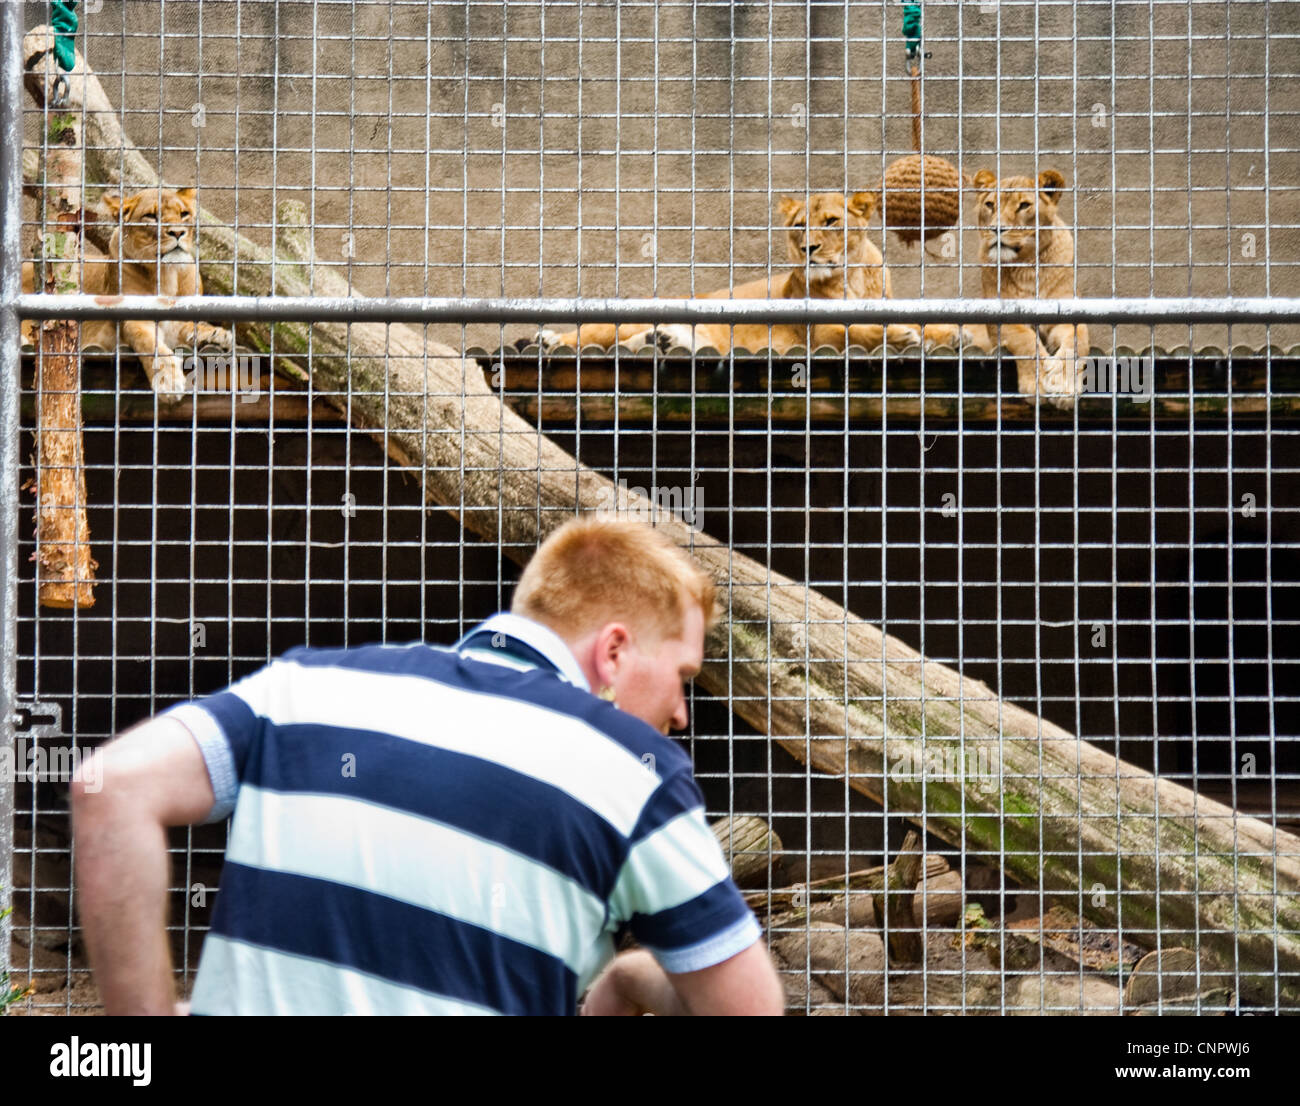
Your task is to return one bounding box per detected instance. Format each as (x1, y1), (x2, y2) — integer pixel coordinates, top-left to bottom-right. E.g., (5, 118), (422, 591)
(2, 0), (1298, 1014)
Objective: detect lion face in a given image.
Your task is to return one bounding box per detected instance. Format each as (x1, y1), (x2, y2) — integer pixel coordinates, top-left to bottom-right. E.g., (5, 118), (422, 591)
(971, 169), (1066, 264)
(778, 192), (879, 284)
(103, 187), (199, 265)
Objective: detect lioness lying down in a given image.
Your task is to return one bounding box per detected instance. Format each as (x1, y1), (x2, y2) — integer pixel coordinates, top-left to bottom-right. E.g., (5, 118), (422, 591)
(538, 192), (922, 354)
(922, 169), (1089, 408)
(22, 186), (233, 401)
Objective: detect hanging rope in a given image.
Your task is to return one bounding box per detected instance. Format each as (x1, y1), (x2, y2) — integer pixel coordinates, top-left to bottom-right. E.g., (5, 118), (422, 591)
(902, 2), (923, 151)
(880, 1), (963, 245)
(51, 1), (79, 72)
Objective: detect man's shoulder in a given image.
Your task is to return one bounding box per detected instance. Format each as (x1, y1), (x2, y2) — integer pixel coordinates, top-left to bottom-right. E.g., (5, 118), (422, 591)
(277, 640), (453, 674)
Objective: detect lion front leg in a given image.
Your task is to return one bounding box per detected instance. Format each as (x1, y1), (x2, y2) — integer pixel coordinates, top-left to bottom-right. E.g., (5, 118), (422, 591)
(996, 323), (1078, 409)
(122, 319), (188, 402)
(1036, 322), (1090, 409)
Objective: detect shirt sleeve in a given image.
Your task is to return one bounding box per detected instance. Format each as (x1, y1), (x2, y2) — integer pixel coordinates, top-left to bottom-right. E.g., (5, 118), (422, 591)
(608, 770), (762, 974)
(159, 661), (282, 824)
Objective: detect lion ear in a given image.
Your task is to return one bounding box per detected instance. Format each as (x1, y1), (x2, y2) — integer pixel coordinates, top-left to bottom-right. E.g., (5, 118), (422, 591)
(848, 191), (879, 219)
(778, 195), (804, 222)
(972, 169), (998, 194)
(1038, 169), (1065, 204)
(100, 191), (123, 217)
(176, 187), (197, 204)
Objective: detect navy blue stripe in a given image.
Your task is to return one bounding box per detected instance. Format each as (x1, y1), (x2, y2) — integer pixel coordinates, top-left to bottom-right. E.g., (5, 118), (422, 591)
(241, 722), (627, 899)
(280, 642), (693, 782)
(628, 770), (707, 844)
(630, 881), (755, 952)
(210, 862), (577, 1015)
(197, 690), (261, 776)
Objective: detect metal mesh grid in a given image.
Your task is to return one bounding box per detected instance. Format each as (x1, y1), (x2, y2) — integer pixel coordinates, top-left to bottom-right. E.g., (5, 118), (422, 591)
(1, 0), (1297, 1015)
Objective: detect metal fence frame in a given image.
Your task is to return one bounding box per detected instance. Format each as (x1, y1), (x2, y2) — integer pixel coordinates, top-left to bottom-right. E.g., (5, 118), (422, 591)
(2, 0), (1297, 1014)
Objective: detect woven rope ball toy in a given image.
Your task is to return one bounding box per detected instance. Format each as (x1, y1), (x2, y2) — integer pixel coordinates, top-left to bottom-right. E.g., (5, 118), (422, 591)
(879, 152), (966, 246)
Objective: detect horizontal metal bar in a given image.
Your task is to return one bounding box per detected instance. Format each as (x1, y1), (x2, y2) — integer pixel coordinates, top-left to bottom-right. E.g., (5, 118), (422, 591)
(13, 294), (1300, 327)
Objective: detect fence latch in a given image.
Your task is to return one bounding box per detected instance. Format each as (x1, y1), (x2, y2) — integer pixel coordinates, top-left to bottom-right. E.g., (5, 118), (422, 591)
(12, 700), (63, 737)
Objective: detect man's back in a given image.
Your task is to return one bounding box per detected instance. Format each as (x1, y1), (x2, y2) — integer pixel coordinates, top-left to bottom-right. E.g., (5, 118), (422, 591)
(174, 633), (758, 1015)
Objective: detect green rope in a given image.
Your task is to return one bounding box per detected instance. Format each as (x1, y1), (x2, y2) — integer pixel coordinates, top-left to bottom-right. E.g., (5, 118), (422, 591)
(902, 2), (921, 58)
(51, 1), (79, 72)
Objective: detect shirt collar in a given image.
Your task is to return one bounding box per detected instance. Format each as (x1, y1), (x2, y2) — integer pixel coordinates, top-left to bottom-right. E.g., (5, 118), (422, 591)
(455, 612), (591, 693)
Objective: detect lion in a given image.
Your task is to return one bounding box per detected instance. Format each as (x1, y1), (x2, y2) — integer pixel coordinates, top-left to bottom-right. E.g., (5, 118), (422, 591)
(22, 187), (233, 401)
(536, 192), (921, 355)
(923, 168), (1089, 408)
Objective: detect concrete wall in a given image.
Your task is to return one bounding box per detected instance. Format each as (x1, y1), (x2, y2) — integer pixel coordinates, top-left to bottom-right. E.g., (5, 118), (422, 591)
(21, 0), (1299, 349)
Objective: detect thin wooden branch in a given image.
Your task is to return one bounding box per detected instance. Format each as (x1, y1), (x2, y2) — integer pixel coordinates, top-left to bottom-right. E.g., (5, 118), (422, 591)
(23, 29), (96, 608)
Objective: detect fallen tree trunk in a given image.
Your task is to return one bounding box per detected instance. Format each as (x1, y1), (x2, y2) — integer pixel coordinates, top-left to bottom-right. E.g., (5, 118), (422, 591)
(31, 27), (1300, 1005)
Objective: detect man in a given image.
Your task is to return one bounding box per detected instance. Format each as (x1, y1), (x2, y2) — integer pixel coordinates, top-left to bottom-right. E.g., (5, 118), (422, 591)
(71, 516), (784, 1015)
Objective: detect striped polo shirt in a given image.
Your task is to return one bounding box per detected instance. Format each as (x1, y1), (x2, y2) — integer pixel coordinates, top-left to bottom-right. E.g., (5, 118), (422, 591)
(164, 612), (760, 1015)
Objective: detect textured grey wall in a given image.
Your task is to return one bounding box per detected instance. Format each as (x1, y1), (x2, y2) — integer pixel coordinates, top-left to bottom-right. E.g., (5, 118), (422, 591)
(21, 0), (1299, 349)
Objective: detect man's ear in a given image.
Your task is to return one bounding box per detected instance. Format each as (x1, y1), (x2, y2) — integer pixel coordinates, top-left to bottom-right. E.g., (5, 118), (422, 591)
(972, 169), (998, 194)
(778, 195), (804, 223)
(847, 191), (879, 219)
(1037, 168), (1065, 205)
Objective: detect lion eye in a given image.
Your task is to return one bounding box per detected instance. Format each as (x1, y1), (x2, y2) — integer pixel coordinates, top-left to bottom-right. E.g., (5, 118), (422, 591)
(824, 216), (838, 225)
(140, 213), (157, 221)
(983, 201), (994, 211)
(1018, 201), (1031, 211)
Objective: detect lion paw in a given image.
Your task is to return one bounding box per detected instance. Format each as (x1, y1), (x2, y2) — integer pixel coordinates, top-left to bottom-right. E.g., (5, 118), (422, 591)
(649, 324), (700, 353)
(1037, 357), (1082, 410)
(536, 327), (566, 351)
(149, 357), (189, 402)
(199, 326), (235, 351)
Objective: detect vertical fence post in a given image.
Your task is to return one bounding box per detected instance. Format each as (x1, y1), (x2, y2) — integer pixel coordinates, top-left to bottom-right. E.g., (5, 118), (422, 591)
(0, 0), (25, 991)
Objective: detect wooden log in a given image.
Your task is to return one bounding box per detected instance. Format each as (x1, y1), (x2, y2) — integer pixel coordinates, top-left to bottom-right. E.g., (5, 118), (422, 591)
(710, 816), (782, 887)
(768, 867), (964, 932)
(23, 33), (96, 609)
(770, 922), (886, 1012)
(746, 852), (950, 915)
(44, 31), (1300, 1004)
(872, 830), (924, 965)
(1123, 947), (1233, 1011)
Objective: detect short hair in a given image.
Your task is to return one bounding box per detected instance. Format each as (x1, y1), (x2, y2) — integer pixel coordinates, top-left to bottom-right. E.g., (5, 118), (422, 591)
(511, 515), (718, 643)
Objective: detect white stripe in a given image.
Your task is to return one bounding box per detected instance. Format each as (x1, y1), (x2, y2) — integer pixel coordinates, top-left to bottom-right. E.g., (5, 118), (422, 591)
(229, 658), (660, 834)
(227, 786), (607, 971)
(608, 807), (732, 923)
(190, 935), (500, 1015)
(457, 646), (537, 673)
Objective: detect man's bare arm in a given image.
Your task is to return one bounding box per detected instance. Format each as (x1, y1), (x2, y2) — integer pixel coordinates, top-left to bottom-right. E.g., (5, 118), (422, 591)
(70, 716), (216, 1015)
(582, 940), (784, 1016)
